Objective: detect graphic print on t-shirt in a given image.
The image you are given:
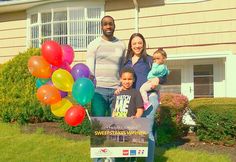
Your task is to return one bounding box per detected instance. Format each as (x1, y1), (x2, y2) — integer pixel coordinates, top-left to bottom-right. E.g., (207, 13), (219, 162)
(113, 95), (131, 117)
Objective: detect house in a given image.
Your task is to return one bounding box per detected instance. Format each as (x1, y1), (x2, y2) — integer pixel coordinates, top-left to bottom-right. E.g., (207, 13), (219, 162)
(0, 0), (236, 100)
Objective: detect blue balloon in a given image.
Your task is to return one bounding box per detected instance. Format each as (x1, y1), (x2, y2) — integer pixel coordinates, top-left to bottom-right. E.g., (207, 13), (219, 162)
(72, 78), (95, 106)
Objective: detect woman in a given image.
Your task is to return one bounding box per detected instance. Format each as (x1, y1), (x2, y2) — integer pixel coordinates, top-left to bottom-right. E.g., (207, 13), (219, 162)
(123, 33), (166, 162)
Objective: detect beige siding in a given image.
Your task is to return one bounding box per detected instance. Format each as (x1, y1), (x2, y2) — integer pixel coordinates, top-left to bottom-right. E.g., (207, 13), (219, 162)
(105, 0), (236, 56)
(0, 11), (27, 64)
(139, 0), (236, 55)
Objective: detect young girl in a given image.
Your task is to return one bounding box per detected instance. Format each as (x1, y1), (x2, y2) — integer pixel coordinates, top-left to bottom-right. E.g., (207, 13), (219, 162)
(140, 48), (169, 110)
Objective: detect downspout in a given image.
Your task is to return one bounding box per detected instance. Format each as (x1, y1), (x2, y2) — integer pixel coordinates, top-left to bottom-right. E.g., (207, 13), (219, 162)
(133, 0), (139, 33)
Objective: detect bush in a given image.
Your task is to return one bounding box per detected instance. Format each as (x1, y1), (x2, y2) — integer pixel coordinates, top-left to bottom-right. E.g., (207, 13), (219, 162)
(0, 48), (57, 124)
(156, 93), (189, 145)
(190, 98), (236, 146)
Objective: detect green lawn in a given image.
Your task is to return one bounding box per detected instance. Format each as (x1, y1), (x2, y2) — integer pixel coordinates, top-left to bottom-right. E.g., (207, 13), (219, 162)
(0, 122), (231, 162)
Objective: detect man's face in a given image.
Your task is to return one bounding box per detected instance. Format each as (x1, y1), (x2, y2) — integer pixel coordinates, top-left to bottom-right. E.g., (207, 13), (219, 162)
(101, 17), (115, 38)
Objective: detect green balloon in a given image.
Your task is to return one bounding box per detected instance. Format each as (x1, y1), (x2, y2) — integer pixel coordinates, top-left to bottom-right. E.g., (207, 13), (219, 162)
(36, 78), (50, 88)
(91, 92), (107, 116)
(72, 78), (95, 106)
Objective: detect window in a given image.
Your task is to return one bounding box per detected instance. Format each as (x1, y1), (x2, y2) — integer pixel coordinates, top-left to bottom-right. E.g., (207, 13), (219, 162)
(194, 64), (213, 98)
(28, 5), (103, 50)
(161, 69), (181, 94)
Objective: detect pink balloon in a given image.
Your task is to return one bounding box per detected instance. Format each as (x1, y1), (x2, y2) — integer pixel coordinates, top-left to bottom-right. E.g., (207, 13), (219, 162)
(51, 62), (71, 72)
(61, 44), (75, 65)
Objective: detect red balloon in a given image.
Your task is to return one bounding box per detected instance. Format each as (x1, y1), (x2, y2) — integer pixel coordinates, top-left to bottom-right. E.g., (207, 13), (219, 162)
(64, 105), (86, 126)
(42, 40), (63, 67)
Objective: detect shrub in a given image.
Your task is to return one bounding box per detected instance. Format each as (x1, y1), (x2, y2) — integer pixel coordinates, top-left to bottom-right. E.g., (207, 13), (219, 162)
(0, 48), (57, 124)
(156, 93), (189, 145)
(190, 98), (236, 146)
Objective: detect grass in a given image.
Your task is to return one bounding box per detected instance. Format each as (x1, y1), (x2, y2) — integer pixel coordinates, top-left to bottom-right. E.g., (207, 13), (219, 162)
(0, 122), (231, 162)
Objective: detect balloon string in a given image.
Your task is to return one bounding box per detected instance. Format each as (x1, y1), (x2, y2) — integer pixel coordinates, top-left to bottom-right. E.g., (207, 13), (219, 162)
(85, 109), (91, 123)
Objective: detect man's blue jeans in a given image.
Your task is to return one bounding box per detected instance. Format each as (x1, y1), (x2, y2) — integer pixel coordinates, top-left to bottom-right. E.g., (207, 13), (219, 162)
(91, 87), (114, 117)
(142, 92), (159, 162)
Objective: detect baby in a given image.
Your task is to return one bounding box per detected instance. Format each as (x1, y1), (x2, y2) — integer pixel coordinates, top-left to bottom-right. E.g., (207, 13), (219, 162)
(140, 48), (170, 110)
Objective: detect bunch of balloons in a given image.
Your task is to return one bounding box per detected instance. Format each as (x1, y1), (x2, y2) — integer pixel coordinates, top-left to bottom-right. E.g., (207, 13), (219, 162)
(28, 40), (95, 126)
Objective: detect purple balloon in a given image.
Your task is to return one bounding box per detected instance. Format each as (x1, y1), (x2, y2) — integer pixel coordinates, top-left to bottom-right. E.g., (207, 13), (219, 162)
(71, 63), (90, 81)
(60, 91), (68, 98)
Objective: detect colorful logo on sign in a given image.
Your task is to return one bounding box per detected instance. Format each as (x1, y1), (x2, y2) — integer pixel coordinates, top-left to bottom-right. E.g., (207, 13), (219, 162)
(95, 148), (112, 156)
(138, 150), (144, 155)
(123, 150), (129, 156)
(130, 150), (136, 155)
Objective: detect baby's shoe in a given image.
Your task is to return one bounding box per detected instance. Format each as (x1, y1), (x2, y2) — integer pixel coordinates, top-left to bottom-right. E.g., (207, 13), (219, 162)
(144, 102), (152, 110)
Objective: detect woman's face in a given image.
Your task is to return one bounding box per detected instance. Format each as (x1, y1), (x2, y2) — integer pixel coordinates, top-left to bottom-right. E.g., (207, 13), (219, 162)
(131, 36), (143, 56)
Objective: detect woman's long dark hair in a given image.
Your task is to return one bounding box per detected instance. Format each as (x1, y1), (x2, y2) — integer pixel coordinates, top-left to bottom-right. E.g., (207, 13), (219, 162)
(123, 33), (148, 65)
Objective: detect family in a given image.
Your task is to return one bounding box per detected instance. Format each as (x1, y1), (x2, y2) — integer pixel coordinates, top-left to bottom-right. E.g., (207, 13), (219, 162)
(86, 15), (169, 162)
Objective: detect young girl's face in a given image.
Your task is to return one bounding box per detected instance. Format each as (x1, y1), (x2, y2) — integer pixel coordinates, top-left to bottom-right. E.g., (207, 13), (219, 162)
(153, 52), (166, 64)
(120, 72), (134, 90)
(131, 36), (143, 56)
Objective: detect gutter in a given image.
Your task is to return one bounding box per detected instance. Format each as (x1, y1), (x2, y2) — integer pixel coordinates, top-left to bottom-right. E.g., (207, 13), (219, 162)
(133, 0), (139, 33)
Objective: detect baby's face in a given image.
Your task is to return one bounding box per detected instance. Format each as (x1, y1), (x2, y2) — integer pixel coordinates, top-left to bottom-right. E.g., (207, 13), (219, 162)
(153, 53), (166, 64)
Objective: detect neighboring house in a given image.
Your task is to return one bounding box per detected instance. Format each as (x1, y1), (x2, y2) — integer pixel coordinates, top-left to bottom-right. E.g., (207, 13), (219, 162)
(0, 0), (236, 100)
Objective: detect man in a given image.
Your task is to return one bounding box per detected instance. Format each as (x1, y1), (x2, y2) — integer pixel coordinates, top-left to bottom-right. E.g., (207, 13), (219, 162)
(86, 15), (126, 117)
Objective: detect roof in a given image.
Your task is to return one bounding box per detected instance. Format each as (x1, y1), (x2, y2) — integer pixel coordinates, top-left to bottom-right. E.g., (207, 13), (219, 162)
(0, 0), (63, 13)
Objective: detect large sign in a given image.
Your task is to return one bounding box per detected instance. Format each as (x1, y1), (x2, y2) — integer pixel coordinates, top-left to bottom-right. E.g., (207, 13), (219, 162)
(90, 117), (149, 158)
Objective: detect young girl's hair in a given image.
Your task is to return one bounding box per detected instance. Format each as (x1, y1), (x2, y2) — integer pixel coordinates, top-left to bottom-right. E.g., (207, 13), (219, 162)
(154, 48), (167, 58)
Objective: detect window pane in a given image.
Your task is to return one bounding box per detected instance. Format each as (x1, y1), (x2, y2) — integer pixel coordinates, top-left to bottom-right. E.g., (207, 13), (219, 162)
(194, 64), (214, 98)
(30, 14), (38, 24)
(161, 69), (181, 94)
(194, 64), (213, 75)
(54, 37), (67, 45)
(87, 21), (101, 34)
(54, 11), (67, 21)
(42, 24), (51, 37)
(53, 22), (67, 35)
(69, 8), (84, 20)
(31, 39), (39, 48)
(87, 8), (101, 19)
(31, 26), (39, 39)
(41, 12), (52, 23)
(70, 21), (85, 35)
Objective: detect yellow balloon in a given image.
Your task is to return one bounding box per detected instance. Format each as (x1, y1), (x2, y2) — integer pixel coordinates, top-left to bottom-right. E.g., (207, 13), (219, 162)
(51, 98), (73, 117)
(52, 69), (74, 92)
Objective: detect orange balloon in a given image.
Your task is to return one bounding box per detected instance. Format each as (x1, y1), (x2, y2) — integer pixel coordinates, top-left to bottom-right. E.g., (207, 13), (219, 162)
(37, 85), (61, 105)
(28, 56), (52, 78)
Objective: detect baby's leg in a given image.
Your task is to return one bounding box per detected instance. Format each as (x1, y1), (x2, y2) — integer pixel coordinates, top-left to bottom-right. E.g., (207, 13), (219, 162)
(150, 77), (160, 89)
(140, 82), (153, 110)
(140, 81), (153, 103)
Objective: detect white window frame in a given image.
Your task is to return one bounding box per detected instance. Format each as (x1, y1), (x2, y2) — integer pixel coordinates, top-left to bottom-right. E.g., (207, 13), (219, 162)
(26, 1), (104, 51)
